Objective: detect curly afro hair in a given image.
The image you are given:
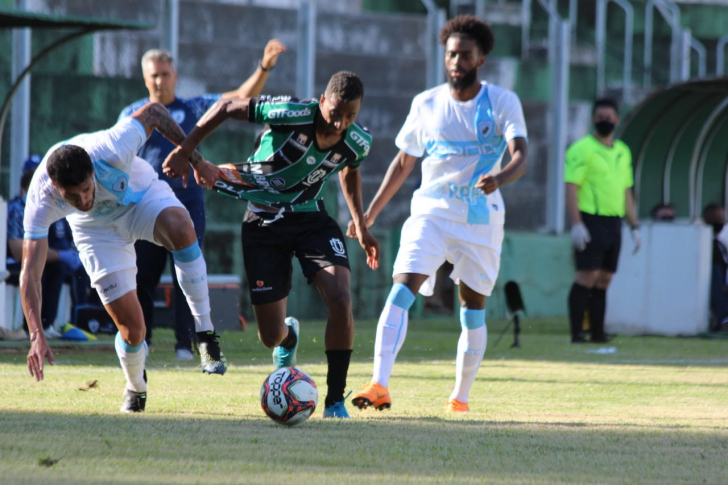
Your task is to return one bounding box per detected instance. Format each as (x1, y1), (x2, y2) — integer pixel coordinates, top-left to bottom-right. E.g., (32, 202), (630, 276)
(439, 15), (495, 56)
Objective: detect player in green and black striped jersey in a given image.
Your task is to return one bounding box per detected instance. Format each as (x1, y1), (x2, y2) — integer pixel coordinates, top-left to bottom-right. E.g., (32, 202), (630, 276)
(165, 71), (379, 418)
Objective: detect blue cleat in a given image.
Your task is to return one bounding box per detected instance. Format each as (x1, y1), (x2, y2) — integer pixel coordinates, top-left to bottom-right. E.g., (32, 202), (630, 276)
(323, 400), (350, 418)
(272, 317), (299, 369)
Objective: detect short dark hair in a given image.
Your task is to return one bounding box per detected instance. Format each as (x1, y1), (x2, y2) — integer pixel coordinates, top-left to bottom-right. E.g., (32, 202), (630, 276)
(325, 71), (364, 102)
(20, 169), (35, 192)
(593, 97), (619, 115)
(46, 145), (94, 188)
(703, 203), (725, 223)
(650, 202), (675, 220)
(439, 15), (495, 56)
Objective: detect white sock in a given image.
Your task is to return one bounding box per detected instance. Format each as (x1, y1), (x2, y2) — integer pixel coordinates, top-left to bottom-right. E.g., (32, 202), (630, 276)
(115, 332), (147, 392)
(171, 242), (213, 333)
(450, 308), (487, 403)
(372, 284), (416, 388)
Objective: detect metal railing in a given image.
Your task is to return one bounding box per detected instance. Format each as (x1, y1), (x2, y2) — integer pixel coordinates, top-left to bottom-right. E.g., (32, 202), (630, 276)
(595, 0), (633, 102)
(644, 0), (682, 88)
(717, 35), (728, 77)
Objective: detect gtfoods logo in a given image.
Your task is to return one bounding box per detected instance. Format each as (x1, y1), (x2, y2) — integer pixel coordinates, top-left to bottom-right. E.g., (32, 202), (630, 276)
(268, 107), (312, 119)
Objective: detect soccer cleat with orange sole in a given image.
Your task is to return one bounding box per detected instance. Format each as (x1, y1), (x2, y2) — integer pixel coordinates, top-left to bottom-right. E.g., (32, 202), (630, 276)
(445, 399), (469, 412)
(351, 382), (391, 410)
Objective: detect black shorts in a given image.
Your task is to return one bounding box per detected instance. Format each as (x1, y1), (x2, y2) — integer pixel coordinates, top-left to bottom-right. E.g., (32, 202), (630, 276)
(574, 212), (622, 273)
(241, 208), (350, 305)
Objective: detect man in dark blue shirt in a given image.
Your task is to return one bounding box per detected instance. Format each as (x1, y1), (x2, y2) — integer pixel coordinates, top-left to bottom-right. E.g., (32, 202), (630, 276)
(6, 156), (89, 338)
(119, 39), (286, 359)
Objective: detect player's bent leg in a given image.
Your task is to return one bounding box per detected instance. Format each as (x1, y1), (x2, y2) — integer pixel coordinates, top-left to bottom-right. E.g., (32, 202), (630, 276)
(352, 274), (427, 411)
(100, 279), (148, 413)
(153, 207), (226, 375)
(252, 299), (299, 368)
(312, 265), (354, 418)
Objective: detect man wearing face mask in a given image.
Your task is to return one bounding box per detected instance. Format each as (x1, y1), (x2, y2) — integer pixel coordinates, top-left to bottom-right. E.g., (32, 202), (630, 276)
(702, 203), (728, 332)
(565, 97), (639, 343)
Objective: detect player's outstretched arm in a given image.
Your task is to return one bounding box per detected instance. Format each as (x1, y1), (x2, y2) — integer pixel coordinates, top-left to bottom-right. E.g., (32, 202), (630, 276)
(221, 39), (286, 100)
(130, 102), (212, 187)
(339, 166), (380, 270)
(20, 238), (55, 381)
(476, 137), (528, 194)
(163, 96), (252, 185)
(347, 150), (418, 242)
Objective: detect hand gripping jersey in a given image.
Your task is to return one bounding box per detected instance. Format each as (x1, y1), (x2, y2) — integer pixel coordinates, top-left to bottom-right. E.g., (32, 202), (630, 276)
(214, 96), (372, 212)
(396, 82), (527, 225)
(23, 118), (152, 239)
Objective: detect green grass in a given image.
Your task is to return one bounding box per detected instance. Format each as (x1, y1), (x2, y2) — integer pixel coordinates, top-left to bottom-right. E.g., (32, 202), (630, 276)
(0, 318), (727, 484)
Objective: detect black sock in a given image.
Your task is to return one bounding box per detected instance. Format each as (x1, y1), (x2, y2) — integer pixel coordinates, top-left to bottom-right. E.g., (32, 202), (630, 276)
(324, 349), (352, 406)
(279, 325), (298, 350)
(589, 288), (607, 340)
(568, 283), (591, 340)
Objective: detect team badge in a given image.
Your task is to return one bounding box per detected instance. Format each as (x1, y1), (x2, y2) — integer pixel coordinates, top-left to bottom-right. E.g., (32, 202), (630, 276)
(171, 110), (185, 124)
(331, 153), (342, 163)
(112, 177), (127, 192)
(296, 133), (308, 145)
(478, 120), (494, 138)
(330, 238), (347, 258)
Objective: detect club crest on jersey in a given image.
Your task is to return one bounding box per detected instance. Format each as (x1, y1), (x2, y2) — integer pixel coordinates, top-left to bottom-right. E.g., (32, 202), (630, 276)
(112, 177), (127, 192)
(270, 178), (286, 188)
(330, 238), (347, 258)
(171, 110), (185, 124)
(296, 133), (308, 145)
(478, 120), (495, 138)
(304, 168), (327, 186)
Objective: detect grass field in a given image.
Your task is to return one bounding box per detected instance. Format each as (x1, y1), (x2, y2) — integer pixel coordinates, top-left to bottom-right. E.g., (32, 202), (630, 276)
(0, 317), (726, 484)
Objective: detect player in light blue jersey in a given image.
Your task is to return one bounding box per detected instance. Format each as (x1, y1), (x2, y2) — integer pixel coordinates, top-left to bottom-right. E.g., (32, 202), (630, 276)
(22, 103), (225, 412)
(350, 15), (529, 413)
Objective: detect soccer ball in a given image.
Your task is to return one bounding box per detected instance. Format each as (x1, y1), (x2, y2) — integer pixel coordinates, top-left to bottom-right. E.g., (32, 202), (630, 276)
(260, 366), (318, 426)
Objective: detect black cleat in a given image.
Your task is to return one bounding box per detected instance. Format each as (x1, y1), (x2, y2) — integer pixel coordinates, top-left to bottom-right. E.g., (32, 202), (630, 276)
(120, 389), (146, 413)
(195, 331), (227, 375)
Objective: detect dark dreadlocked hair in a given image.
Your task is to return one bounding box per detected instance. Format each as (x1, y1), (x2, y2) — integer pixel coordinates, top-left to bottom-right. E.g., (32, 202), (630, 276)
(325, 71), (364, 102)
(439, 15), (495, 56)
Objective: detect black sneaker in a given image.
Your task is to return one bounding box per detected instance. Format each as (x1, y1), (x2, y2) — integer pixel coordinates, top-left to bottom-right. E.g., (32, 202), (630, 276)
(120, 389), (146, 413)
(195, 331), (227, 375)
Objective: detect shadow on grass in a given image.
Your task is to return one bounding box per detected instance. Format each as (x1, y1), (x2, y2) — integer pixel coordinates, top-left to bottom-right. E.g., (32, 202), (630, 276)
(0, 410), (725, 484)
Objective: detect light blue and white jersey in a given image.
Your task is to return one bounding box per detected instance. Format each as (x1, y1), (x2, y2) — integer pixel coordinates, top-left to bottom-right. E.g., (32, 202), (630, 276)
(396, 82), (527, 225)
(24, 117), (152, 239)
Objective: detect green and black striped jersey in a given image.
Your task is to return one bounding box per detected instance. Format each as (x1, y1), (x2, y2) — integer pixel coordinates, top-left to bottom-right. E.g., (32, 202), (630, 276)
(215, 95), (372, 212)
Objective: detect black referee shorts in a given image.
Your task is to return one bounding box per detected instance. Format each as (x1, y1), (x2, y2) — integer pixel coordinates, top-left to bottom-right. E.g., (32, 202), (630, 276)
(575, 212), (622, 273)
(241, 208), (351, 305)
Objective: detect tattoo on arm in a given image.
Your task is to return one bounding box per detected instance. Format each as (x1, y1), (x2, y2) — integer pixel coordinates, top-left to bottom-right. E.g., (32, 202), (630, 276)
(133, 102), (203, 167)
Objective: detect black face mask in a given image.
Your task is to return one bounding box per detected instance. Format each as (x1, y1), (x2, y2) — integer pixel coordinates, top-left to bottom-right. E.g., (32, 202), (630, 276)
(713, 223), (724, 235)
(594, 120), (616, 137)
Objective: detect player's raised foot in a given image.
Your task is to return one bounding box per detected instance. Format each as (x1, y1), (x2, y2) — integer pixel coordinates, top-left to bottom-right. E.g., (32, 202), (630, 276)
(196, 331), (227, 375)
(120, 389), (146, 413)
(351, 382), (391, 411)
(445, 399), (469, 413)
(272, 317), (299, 369)
(323, 400), (350, 418)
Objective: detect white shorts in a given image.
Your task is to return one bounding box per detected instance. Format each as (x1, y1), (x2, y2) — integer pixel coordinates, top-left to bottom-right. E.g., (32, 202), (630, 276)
(72, 180), (185, 290)
(392, 214), (504, 297)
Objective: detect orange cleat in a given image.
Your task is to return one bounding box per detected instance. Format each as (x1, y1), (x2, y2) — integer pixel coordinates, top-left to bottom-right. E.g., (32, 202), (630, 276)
(445, 399), (469, 413)
(351, 382), (391, 411)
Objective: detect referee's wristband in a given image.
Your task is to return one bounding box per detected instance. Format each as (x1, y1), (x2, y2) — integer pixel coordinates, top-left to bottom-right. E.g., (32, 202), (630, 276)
(258, 59), (272, 72)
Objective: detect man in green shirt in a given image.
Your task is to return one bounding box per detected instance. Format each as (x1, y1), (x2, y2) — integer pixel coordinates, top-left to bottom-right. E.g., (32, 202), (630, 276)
(164, 71), (379, 418)
(565, 98), (640, 343)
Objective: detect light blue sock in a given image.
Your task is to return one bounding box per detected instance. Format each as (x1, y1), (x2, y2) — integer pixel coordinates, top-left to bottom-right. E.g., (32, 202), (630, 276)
(115, 332), (147, 392)
(450, 308), (487, 403)
(372, 283), (417, 387)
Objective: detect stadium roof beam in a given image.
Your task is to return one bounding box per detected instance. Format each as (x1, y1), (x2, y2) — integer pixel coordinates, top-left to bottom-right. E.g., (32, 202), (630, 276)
(0, 8), (152, 196)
